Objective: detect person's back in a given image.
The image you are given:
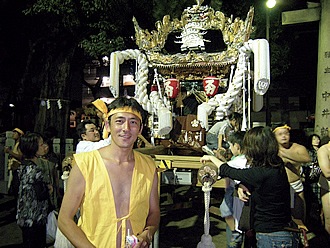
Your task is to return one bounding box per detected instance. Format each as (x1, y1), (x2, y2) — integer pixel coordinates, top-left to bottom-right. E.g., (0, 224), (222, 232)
(203, 112), (242, 157)
(219, 155), (291, 233)
(249, 166), (291, 231)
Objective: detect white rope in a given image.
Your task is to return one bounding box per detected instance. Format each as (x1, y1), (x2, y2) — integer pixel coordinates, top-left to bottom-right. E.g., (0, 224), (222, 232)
(61, 171), (70, 193)
(202, 184), (212, 235)
(197, 182), (216, 248)
(55, 171), (74, 248)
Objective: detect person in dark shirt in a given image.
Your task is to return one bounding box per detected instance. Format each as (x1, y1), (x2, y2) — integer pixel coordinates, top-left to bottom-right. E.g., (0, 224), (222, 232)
(200, 126), (299, 248)
(17, 132), (50, 248)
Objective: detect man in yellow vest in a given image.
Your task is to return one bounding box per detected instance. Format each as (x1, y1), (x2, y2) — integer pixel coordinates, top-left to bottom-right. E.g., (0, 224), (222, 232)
(58, 96), (160, 248)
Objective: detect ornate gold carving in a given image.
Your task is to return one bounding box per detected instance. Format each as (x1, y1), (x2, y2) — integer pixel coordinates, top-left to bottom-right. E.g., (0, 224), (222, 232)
(133, 4), (254, 79)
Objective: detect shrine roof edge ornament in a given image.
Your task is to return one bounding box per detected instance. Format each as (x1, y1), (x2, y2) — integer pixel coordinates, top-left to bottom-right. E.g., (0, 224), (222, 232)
(132, 4), (254, 68)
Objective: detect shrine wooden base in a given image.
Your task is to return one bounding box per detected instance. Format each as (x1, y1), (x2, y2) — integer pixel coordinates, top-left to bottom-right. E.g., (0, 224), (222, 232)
(152, 154), (225, 188)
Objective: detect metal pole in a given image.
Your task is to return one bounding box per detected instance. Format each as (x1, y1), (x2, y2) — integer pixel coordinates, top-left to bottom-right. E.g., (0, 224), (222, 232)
(266, 9), (270, 41)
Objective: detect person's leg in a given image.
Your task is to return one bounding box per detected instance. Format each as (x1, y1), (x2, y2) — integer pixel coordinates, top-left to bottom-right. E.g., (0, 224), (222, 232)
(220, 199), (233, 237)
(225, 216), (235, 231)
(21, 226), (30, 248)
(205, 133), (218, 150)
(244, 230), (256, 248)
(21, 225), (46, 248)
(27, 224), (46, 248)
(292, 191), (306, 224)
(226, 224), (232, 248)
(228, 230), (243, 248)
(220, 189), (235, 247)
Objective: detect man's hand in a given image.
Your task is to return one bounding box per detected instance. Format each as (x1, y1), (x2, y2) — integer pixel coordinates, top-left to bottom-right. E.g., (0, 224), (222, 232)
(135, 230), (151, 248)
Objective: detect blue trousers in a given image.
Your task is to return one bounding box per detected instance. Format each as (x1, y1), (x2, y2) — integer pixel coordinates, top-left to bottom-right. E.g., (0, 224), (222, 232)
(256, 231), (299, 248)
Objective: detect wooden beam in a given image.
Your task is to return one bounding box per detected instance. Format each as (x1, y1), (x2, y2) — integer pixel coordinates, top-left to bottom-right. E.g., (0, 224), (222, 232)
(282, 8), (321, 25)
(153, 154), (226, 188)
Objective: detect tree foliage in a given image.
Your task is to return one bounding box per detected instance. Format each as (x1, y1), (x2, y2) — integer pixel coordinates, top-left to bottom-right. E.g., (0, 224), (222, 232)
(22, 0), (139, 59)
(8, 0), (155, 138)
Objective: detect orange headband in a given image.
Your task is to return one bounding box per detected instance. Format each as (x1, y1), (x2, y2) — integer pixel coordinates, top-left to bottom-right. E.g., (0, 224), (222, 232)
(108, 107), (142, 122)
(273, 124), (291, 133)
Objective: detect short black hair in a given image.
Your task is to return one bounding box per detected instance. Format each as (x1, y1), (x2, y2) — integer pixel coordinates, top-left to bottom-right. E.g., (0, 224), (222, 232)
(19, 132), (43, 159)
(228, 112), (242, 122)
(107, 96), (146, 125)
(272, 123), (289, 131)
(227, 131), (246, 148)
(76, 120), (97, 139)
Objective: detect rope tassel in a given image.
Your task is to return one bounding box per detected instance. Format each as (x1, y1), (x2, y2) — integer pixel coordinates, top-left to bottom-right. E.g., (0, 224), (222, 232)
(197, 182), (215, 248)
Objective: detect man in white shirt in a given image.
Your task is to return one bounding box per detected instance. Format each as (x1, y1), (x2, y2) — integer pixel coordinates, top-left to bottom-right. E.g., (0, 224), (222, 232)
(75, 120), (111, 154)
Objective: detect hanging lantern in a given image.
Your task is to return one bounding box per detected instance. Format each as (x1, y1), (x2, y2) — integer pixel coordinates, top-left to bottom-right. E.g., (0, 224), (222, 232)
(164, 78), (179, 99)
(203, 76), (220, 97)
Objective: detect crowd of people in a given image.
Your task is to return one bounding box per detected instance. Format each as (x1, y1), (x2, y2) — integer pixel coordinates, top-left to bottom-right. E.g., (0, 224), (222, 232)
(199, 117), (330, 248)
(2, 96), (330, 247)
(4, 96), (159, 248)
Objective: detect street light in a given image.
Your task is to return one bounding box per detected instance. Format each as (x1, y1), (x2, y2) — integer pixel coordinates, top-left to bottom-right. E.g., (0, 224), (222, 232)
(266, 0), (277, 9)
(265, 0), (276, 125)
(266, 0), (276, 41)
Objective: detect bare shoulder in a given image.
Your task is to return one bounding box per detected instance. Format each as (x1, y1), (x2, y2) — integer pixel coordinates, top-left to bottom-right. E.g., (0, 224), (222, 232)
(291, 142), (307, 151)
(97, 145), (113, 160)
(318, 143), (330, 154)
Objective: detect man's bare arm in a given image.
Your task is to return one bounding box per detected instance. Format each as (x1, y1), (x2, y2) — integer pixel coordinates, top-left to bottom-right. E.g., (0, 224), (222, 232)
(279, 143), (311, 164)
(318, 145), (330, 179)
(58, 161), (95, 248)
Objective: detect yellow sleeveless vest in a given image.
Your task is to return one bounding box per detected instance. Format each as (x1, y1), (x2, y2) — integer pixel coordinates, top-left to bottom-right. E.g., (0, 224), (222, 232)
(74, 150), (156, 247)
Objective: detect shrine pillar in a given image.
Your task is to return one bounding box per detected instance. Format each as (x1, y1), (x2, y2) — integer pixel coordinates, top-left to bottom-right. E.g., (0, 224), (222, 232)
(315, 0), (330, 139)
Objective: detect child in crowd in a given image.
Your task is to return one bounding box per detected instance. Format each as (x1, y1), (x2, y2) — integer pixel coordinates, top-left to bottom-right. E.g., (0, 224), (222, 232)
(218, 131), (247, 248)
(202, 112), (242, 158)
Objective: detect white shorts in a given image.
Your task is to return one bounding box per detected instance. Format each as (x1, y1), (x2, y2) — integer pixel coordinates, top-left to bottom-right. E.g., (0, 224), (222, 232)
(289, 179), (304, 208)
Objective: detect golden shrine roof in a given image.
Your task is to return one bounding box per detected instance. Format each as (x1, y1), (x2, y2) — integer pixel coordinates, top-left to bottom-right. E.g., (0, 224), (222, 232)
(133, 3), (254, 76)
